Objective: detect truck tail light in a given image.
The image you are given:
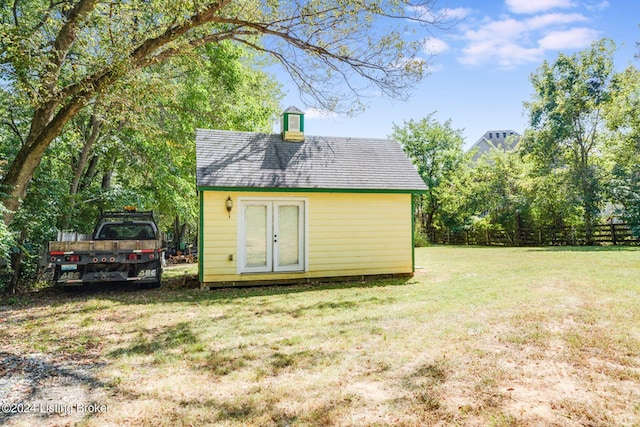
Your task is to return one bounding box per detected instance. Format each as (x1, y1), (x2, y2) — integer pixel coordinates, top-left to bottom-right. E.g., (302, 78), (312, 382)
(128, 254), (140, 260)
(66, 255), (81, 262)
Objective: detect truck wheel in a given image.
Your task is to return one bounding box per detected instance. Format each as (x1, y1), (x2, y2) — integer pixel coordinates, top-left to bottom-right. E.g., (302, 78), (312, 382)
(52, 265), (61, 283)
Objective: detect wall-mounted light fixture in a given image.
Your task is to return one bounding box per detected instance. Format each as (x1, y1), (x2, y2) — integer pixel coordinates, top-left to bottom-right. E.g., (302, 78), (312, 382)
(226, 196), (233, 218)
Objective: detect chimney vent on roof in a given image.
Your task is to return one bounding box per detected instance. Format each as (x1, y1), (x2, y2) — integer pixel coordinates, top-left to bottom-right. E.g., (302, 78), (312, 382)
(281, 106), (305, 142)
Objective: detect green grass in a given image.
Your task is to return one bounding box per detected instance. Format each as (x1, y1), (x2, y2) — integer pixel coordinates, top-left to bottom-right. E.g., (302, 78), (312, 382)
(2, 246), (640, 426)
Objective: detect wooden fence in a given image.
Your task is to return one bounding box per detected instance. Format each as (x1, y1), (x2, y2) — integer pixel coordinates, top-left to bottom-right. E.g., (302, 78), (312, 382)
(426, 223), (639, 247)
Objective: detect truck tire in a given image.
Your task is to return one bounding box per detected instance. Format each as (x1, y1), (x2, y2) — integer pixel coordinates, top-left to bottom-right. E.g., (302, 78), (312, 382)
(52, 265), (61, 283)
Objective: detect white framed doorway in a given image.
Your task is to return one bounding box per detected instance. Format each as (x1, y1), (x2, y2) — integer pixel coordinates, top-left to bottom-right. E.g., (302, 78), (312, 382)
(238, 198), (307, 273)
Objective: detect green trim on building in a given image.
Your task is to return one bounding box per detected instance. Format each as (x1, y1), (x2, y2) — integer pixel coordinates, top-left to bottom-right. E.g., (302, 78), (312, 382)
(411, 195), (416, 272)
(197, 186), (427, 195)
(282, 111), (304, 132)
(198, 190), (204, 284)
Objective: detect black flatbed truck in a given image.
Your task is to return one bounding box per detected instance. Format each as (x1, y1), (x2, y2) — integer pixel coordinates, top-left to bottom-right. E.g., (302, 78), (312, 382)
(48, 210), (165, 287)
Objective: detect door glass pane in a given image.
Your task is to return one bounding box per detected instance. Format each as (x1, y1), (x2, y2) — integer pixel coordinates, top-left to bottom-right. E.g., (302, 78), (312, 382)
(278, 205), (299, 266)
(245, 205), (268, 267)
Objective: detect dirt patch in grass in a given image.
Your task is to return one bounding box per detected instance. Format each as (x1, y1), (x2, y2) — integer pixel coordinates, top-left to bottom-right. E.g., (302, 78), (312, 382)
(0, 351), (108, 427)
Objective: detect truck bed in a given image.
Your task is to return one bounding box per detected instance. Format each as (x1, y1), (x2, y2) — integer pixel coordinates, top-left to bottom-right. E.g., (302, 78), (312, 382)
(49, 239), (161, 253)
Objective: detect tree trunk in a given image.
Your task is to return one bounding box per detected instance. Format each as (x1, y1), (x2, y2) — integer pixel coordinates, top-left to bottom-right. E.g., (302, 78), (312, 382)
(172, 215), (188, 254)
(79, 155), (100, 192)
(584, 209), (594, 246)
(70, 115), (102, 196)
(7, 230), (27, 294)
(579, 163), (598, 246)
(63, 115), (103, 229)
(424, 196), (439, 236)
(2, 100), (88, 225)
(424, 209), (436, 235)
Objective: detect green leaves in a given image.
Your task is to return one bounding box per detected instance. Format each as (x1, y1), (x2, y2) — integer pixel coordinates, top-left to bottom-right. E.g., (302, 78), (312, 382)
(522, 39), (617, 243)
(391, 114), (466, 232)
(1, 25), (283, 285)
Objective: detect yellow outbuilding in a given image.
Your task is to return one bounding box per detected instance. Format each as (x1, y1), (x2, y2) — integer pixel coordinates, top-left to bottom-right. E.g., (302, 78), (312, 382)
(196, 107), (427, 287)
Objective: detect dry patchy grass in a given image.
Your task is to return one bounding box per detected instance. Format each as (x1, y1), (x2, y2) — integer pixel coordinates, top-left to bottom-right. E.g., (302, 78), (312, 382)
(1, 246), (639, 426)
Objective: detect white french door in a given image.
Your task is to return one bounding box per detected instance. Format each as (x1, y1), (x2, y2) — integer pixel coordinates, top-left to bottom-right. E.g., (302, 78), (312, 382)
(239, 199), (306, 273)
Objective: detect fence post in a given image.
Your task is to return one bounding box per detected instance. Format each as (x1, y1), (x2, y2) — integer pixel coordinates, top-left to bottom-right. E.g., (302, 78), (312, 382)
(611, 222), (617, 245)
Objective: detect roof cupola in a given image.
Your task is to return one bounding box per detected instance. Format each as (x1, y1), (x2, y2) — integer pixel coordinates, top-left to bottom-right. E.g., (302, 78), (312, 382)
(281, 106), (305, 142)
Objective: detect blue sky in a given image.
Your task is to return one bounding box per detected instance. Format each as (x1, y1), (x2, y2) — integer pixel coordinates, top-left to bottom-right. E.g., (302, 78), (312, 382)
(275, 0), (639, 149)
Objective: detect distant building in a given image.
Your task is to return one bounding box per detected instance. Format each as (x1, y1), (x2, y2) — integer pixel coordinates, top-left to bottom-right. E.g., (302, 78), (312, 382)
(468, 130), (521, 162)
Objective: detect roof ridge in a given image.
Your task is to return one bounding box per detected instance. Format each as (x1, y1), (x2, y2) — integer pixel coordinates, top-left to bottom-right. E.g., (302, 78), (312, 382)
(196, 128), (396, 143)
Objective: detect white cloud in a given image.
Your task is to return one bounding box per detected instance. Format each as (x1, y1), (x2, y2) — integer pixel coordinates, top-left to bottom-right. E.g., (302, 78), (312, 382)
(424, 38), (449, 55)
(459, 18), (537, 66)
(525, 13), (588, 29)
(585, 1), (609, 12)
(455, 2), (602, 68)
(538, 27), (600, 50)
(441, 7), (471, 20)
(460, 38), (543, 67)
(303, 108), (338, 119)
(506, 0), (575, 14)
(408, 5), (470, 22)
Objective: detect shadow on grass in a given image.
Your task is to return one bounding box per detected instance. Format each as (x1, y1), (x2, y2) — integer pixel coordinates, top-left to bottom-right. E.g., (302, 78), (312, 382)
(47, 275), (416, 307)
(400, 361), (449, 411)
(0, 351), (108, 425)
(108, 322), (197, 358)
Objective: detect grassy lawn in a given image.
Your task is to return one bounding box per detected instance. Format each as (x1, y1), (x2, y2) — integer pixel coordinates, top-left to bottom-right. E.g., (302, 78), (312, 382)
(1, 246), (640, 426)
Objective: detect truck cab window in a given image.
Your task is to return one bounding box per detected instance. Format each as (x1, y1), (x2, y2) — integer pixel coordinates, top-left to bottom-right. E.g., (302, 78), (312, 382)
(97, 224), (155, 240)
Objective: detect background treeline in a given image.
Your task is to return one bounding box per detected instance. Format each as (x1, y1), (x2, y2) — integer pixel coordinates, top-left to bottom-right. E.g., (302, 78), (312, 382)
(393, 40), (640, 247)
(1, 0), (449, 292)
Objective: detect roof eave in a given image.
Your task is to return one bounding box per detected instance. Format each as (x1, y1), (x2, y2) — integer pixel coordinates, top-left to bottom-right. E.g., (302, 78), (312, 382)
(196, 185), (427, 194)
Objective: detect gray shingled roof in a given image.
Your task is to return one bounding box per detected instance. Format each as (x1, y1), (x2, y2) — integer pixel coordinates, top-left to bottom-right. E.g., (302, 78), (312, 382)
(196, 129), (427, 192)
(468, 130), (521, 162)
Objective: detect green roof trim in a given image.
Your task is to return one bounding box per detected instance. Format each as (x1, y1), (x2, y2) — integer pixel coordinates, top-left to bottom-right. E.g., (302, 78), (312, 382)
(197, 186), (427, 194)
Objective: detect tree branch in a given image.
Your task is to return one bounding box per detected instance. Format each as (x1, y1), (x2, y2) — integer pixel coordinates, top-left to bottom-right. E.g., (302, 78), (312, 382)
(44, 0), (100, 93)
(56, 0), (234, 102)
(129, 0), (232, 65)
(12, 0), (19, 26)
(3, 109), (25, 146)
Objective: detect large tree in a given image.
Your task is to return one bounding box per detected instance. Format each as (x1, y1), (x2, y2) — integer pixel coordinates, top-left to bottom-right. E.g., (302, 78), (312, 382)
(1, 40), (283, 290)
(0, 0), (452, 225)
(391, 114), (465, 234)
(605, 65), (640, 235)
(51, 42), (282, 232)
(522, 39), (615, 244)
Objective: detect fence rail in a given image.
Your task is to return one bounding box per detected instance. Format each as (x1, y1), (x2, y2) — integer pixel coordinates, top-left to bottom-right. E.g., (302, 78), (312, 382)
(426, 223), (639, 247)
